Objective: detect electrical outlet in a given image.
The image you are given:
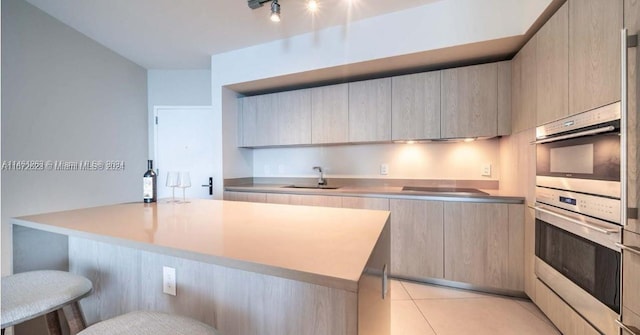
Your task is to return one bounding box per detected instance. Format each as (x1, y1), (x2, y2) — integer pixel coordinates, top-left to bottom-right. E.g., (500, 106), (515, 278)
(163, 266), (176, 296)
(481, 164), (492, 177)
(380, 164), (389, 175)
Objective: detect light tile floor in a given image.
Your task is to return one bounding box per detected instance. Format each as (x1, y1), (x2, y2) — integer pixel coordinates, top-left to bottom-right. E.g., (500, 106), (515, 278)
(391, 280), (561, 335)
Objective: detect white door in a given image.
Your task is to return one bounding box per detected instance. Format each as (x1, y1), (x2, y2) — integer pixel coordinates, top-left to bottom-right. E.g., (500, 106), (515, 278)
(154, 106), (215, 199)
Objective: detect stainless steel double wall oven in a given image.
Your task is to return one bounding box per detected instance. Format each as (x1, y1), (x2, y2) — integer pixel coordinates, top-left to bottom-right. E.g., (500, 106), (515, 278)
(534, 102), (623, 335)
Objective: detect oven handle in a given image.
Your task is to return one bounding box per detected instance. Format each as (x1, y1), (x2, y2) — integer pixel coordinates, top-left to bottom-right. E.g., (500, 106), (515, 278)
(534, 206), (620, 234)
(615, 243), (640, 256)
(531, 126), (615, 144)
(616, 319), (640, 335)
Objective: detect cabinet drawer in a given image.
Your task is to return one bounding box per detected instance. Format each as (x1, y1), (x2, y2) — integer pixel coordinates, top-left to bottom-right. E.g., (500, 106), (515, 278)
(535, 279), (600, 335)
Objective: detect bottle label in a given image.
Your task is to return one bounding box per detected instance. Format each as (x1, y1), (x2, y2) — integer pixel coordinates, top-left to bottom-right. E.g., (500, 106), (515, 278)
(143, 177), (153, 199)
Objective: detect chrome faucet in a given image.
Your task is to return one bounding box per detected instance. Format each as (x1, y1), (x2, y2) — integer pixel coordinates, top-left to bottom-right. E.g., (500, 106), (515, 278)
(313, 166), (327, 186)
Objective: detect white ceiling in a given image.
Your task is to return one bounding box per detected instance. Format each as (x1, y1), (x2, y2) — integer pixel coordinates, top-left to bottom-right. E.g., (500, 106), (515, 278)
(25, 0), (441, 69)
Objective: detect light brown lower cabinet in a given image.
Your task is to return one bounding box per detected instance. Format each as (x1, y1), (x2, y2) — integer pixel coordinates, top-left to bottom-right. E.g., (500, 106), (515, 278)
(223, 191), (267, 203)
(443, 202), (524, 291)
(535, 279), (600, 335)
(390, 199), (444, 279)
(226, 191), (525, 292)
(622, 230), (640, 332)
(342, 196), (390, 210)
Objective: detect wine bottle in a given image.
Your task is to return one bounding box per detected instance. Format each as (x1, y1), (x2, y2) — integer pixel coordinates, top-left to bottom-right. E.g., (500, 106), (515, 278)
(143, 160), (157, 203)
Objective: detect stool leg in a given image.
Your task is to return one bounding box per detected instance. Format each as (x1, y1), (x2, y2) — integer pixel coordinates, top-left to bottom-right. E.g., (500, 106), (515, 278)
(44, 311), (63, 335)
(63, 302), (86, 334)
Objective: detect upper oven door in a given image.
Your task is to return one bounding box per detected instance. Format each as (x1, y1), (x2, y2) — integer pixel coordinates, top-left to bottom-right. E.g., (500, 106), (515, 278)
(536, 127), (620, 198)
(535, 103), (621, 198)
(536, 130), (620, 181)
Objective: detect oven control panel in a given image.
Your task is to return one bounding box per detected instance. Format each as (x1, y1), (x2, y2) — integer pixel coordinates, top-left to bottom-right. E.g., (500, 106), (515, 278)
(536, 102), (620, 138)
(536, 187), (621, 224)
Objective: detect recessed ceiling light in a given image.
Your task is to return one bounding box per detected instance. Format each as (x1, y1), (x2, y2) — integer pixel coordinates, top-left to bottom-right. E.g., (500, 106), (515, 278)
(463, 138), (476, 142)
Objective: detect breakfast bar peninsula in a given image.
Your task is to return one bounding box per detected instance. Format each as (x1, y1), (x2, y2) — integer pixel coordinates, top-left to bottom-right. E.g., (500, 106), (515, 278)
(12, 199), (390, 335)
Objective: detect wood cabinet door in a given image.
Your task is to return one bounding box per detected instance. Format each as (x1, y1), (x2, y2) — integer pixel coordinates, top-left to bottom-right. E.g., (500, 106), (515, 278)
(348, 78), (392, 142)
(537, 2), (569, 126)
(444, 202), (513, 289)
(239, 96), (258, 147)
(441, 63), (498, 138)
(625, 0), (640, 233)
(511, 52), (524, 133)
(391, 71), (441, 140)
(520, 36), (538, 133)
(223, 191), (267, 203)
(390, 199), (444, 279)
(569, 0), (622, 115)
(255, 94), (278, 146)
(289, 194), (342, 208)
(342, 196), (389, 210)
(276, 89), (311, 145)
(497, 61), (512, 136)
(311, 83), (349, 144)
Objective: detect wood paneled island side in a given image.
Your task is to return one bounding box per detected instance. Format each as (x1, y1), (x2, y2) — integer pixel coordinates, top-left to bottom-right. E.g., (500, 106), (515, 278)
(12, 199), (391, 335)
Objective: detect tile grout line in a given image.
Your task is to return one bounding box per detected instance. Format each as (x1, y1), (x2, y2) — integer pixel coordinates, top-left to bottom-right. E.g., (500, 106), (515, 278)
(401, 281), (439, 335)
(513, 300), (561, 331)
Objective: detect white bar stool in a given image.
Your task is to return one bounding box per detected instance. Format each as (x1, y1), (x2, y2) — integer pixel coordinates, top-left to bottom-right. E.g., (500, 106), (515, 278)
(77, 311), (220, 335)
(1, 270), (92, 335)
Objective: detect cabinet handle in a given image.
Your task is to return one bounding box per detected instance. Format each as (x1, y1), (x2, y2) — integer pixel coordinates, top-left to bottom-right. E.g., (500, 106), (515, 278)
(621, 29), (629, 227)
(382, 264), (388, 300)
(534, 206), (619, 234)
(532, 126), (615, 144)
(616, 319), (640, 335)
(616, 243), (640, 256)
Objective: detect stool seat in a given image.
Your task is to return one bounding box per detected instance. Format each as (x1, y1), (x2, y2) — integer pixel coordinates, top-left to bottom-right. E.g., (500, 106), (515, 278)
(77, 311), (219, 335)
(1, 270), (92, 329)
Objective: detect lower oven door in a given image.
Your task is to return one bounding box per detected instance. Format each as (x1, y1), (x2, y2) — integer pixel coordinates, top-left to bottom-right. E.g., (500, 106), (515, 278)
(534, 204), (621, 335)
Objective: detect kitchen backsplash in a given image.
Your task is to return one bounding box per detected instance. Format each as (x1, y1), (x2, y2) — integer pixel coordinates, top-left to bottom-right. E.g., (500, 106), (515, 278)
(252, 139), (501, 180)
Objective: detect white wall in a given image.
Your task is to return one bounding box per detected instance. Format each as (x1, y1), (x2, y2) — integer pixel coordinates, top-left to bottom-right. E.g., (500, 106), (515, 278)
(211, 0), (552, 198)
(147, 69), (211, 157)
(1, 0), (148, 275)
(253, 140), (501, 180)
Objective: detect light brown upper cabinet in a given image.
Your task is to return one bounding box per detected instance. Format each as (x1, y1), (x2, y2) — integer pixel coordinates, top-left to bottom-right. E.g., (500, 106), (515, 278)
(512, 36), (537, 134)
(497, 61), (512, 136)
(239, 94), (278, 147)
(441, 63), (499, 138)
(569, 0), (622, 115)
(391, 71), (441, 140)
(238, 96), (257, 147)
(311, 83), (349, 144)
(276, 89), (312, 146)
(536, 2), (569, 126)
(348, 78), (392, 142)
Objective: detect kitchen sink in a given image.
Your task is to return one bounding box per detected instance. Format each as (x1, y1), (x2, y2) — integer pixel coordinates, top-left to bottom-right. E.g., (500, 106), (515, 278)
(401, 186), (488, 196)
(282, 185), (341, 190)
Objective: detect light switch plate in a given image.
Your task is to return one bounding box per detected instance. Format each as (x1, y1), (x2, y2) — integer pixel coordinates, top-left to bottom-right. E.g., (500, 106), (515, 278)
(380, 164), (389, 175)
(481, 164), (492, 177)
(163, 266), (176, 296)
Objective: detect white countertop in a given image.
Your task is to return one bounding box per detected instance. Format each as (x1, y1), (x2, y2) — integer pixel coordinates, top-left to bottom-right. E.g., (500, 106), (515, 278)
(13, 199), (390, 292)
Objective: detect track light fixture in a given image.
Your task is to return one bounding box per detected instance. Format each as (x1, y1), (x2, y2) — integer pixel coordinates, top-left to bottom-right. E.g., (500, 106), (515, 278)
(248, 0), (318, 22)
(270, 0), (281, 22)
